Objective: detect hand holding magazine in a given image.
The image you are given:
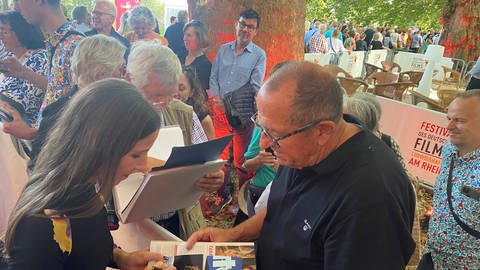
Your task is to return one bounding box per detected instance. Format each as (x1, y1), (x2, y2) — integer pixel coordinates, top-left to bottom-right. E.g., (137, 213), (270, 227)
(113, 127), (232, 223)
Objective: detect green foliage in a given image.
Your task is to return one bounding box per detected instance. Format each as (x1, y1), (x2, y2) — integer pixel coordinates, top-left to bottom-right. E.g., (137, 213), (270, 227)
(306, 0), (445, 30)
(61, 0), (91, 18)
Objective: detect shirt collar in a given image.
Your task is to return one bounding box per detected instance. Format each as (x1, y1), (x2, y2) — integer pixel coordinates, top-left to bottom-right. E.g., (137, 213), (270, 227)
(305, 114), (366, 175)
(47, 22), (75, 48)
(229, 40), (254, 53)
(447, 141), (480, 162)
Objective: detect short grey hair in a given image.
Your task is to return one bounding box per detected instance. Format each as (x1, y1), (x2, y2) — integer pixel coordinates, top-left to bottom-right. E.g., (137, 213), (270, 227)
(94, 0), (116, 17)
(343, 93), (380, 132)
(128, 5), (155, 29)
(71, 35), (126, 88)
(127, 42), (182, 90)
(177, 10), (188, 24)
(264, 61), (343, 125)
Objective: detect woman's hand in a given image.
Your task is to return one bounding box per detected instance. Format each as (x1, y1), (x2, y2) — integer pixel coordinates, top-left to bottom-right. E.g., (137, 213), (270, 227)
(114, 248), (168, 270)
(257, 150), (277, 167)
(146, 262), (176, 270)
(196, 170), (224, 192)
(0, 103), (37, 139)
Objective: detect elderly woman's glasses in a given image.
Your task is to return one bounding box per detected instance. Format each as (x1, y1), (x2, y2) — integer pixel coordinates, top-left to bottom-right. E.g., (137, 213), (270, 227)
(250, 112), (324, 149)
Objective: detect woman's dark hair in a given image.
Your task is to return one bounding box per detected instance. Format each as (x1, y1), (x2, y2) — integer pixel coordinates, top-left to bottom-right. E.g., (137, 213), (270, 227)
(0, 11), (44, 49)
(183, 68), (209, 116)
(72, 6), (88, 23)
(4, 78), (160, 256)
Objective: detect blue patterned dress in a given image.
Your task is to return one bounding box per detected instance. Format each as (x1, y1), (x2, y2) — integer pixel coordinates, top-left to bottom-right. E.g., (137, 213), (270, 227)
(0, 49), (48, 127)
(424, 140), (480, 269)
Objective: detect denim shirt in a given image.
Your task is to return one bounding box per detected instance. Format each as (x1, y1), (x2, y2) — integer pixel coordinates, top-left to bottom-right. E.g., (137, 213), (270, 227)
(425, 140), (480, 269)
(209, 40), (266, 98)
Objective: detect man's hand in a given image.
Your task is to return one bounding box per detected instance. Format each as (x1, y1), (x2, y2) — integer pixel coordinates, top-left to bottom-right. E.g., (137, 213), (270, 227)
(0, 57), (27, 79)
(114, 248), (166, 270)
(196, 170), (224, 192)
(186, 227), (234, 250)
(0, 103), (36, 139)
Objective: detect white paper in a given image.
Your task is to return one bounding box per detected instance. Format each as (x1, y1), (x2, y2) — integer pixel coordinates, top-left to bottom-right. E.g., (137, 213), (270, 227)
(114, 159), (226, 223)
(148, 125), (184, 160)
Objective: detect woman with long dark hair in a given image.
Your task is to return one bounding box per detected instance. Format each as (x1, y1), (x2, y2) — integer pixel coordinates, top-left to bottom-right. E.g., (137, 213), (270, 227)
(175, 68), (215, 140)
(4, 78), (174, 270)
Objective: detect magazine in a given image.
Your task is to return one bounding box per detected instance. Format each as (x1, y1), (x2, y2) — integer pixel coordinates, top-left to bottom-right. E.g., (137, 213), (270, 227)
(150, 241), (256, 270)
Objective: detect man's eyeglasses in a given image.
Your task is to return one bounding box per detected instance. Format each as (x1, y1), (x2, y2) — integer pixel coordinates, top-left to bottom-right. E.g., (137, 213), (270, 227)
(250, 112), (324, 149)
(92, 10), (115, 17)
(237, 20), (257, 31)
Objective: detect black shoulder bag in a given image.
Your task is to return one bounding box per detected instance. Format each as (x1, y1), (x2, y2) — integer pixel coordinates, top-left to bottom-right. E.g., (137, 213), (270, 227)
(446, 156), (480, 238)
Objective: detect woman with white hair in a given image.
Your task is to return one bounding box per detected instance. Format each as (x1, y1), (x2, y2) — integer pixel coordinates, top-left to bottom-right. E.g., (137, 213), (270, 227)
(28, 34), (127, 168)
(124, 6), (168, 45)
(343, 92), (406, 169)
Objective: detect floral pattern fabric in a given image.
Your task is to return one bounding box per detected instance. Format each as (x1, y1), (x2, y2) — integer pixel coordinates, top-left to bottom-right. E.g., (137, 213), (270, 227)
(40, 22), (83, 119)
(425, 140), (480, 269)
(0, 49), (48, 127)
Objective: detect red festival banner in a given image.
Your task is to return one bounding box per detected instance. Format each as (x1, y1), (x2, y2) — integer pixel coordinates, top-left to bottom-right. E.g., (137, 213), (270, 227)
(114, 0), (141, 30)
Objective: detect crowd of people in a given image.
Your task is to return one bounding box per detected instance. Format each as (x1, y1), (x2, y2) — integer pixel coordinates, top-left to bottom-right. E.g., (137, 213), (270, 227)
(0, 1), (478, 269)
(304, 19), (443, 55)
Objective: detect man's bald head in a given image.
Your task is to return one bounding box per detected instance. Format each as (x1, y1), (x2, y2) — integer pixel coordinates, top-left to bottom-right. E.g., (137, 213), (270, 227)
(261, 61), (344, 125)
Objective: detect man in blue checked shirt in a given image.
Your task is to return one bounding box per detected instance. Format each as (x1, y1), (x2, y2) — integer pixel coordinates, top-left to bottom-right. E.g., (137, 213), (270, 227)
(209, 8), (266, 184)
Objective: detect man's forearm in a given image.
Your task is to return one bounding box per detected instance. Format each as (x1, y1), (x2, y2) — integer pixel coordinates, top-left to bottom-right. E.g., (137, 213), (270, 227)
(230, 208), (266, 241)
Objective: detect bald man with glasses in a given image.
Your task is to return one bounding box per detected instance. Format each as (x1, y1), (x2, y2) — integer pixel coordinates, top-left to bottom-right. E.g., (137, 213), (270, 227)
(189, 62), (416, 270)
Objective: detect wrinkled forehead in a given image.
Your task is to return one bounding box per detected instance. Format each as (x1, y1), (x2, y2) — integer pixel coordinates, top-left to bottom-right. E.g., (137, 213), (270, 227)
(448, 96), (480, 118)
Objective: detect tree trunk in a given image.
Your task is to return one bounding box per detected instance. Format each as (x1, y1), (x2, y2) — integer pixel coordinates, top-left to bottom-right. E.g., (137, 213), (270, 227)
(188, 0), (306, 75)
(439, 0), (480, 62)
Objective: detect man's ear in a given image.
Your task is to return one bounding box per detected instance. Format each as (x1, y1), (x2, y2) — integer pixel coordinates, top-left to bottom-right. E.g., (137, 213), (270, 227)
(315, 121), (336, 144)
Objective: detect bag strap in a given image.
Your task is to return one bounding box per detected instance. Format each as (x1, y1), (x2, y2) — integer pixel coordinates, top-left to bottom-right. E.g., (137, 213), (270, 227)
(330, 38), (337, 54)
(447, 156), (480, 238)
(49, 30), (85, 70)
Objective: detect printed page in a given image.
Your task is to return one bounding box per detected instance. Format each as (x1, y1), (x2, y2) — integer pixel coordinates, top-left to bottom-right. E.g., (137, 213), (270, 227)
(150, 241), (255, 270)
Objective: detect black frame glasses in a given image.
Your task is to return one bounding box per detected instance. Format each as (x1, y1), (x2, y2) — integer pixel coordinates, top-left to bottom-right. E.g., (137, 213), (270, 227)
(250, 112), (325, 149)
(237, 20), (257, 31)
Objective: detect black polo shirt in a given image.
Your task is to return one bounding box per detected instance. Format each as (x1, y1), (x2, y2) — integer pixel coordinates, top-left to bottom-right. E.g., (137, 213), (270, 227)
(256, 127), (416, 270)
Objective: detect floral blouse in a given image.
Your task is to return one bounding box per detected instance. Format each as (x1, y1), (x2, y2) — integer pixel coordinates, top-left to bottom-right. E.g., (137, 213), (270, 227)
(424, 140), (480, 269)
(40, 22), (83, 119)
(0, 49), (48, 127)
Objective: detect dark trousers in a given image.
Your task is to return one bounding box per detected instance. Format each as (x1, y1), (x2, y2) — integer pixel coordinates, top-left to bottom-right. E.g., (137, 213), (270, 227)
(466, 76), (480, 90)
